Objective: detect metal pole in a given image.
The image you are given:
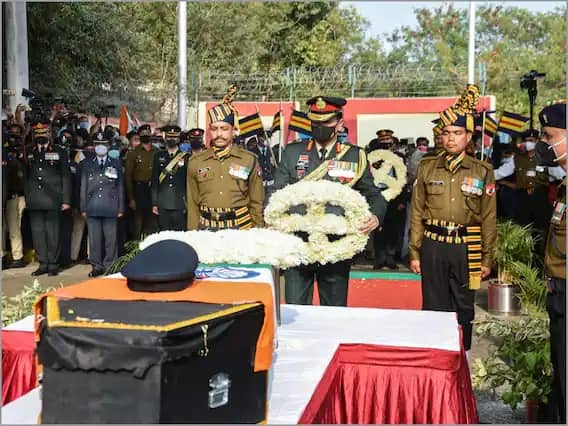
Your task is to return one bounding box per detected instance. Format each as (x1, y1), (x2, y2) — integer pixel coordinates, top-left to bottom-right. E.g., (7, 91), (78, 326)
(467, 1), (476, 85)
(5, 1), (30, 112)
(177, 1), (187, 128)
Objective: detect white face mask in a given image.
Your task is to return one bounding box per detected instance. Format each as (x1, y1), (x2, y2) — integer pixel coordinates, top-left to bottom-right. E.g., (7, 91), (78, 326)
(95, 145), (108, 157)
(524, 141), (536, 151)
(552, 138), (567, 162)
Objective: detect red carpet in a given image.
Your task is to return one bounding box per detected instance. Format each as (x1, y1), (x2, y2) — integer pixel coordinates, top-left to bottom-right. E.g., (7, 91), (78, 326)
(312, 271), (422, 310)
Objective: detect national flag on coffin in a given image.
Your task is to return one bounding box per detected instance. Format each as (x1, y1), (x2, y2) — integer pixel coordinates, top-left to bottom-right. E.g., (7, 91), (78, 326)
(288, 110), (311, 136)
(238, 113), (264, 137)
(270, 112), (281, 134)
(118, 105), (137, 136)
(497, 111), (529, 135)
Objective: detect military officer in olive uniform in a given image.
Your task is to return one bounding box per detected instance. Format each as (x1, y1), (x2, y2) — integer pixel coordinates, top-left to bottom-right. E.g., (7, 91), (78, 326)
(536, 102), (566, 423)
(24, 121), (72, 276)
(409, 85), (497, 357)
(274, 96), (387, 307)
(151, 125), (189, 231)
(80, 131), (125, 277)
(514, 129), (552, 254)
(125, 126), (158, 240)
(187, 86), (265, 230)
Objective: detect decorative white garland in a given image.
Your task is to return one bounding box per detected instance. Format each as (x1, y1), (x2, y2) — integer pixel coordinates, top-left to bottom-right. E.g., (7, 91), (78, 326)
(140, 229), (308, 269)
(264, 180), (372, 265)
(367, 149), (407, 201)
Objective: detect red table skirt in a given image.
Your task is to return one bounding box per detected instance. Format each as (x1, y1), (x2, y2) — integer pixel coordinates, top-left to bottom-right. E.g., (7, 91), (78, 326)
(2, 330), (36, 406)
(299, 343), (478, 424)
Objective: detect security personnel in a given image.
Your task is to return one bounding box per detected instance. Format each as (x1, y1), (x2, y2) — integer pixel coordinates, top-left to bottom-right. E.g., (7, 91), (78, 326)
(247, 135), (278, 206)
(80, 131), (125, 277)
(124, 127), (158, 240)
(274, 96), (387, 306)
(151, 125), (188, 231)
(494, 144), (517, 220)
(409, 85), (497, 356)
(514, 129), (551, 253)
(536, 101), (566, 423)
(187, 86), (264, 230)
(24, 121), (72, 276)
(5, 124), (27, 268)
(187, 128), (205, 156)
(366, 129), (393, 153)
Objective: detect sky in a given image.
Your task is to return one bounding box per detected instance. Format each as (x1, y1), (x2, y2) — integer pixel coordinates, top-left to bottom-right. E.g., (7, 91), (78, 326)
(342, 1), (566, 40)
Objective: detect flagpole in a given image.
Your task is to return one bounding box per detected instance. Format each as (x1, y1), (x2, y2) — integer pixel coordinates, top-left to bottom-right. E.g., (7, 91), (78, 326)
(481, 109), (487, 161)
(255, 104), (278, 167)
(467, 1), (476, 85)
(278, 99), (284, 163)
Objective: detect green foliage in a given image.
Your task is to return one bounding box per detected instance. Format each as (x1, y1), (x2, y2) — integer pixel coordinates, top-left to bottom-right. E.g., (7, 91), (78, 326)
(2, 280), (57, 327)
(472, 314), (553, 409)
(494, 220), (535, 283)
(106, 240), (141, 275)
(510, 261), (547, 313)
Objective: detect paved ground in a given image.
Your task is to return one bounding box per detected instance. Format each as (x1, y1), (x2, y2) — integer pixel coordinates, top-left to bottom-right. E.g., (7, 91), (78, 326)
(2, 260), (527, 423)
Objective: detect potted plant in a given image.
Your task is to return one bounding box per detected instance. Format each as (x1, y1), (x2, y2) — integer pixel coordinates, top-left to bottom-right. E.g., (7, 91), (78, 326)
(472, 312), (553, 423)
(487, 220), (535, 314)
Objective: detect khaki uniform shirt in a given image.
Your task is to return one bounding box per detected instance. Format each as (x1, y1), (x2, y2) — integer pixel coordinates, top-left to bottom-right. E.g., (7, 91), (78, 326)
(515, 152), (549, 190)
(187, 144), (264, 230)
(545, 181), (566, 279)
(124, 145), (156, 202)
(409, 153), (497, 268)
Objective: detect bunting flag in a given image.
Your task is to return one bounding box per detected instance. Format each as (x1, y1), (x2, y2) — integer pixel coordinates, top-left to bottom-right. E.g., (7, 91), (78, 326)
(238, 113), (264, 137)
(483, 114), (498, 138)
(118, 104), (136, 136)
(271, 111), (281, 134)
(497, 111), (529, 135)
(288, 110), (312, 136)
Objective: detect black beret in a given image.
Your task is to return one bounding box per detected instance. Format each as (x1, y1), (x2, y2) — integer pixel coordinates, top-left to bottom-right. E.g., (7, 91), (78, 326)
(188, 128), (205, 138)
(539, 102), (566, 129)
(122, 240), (199, 292)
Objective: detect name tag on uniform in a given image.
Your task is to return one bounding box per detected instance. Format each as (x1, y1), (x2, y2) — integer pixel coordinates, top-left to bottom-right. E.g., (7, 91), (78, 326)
(551, 202), (566, 224)
(461, 177), (484, 196)
(45, 152), (59, 161)
(27, 154), (34, 160)
(104, 167), (118, 179)
(229, 163), (250, 180)
(327, 160), (356, 178)
(526, 169), (537, 177)
(429, 180), (444, 186)
(536, 166), (546, 173)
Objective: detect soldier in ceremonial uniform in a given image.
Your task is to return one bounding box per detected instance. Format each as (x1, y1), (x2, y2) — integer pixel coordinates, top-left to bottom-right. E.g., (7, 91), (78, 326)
(151, 125), (189, 231)
(187, 86), (264, 230)
(80, 131), (125, 277)
(24, 121), (72, 276)
(274, 96), (387, 306)
(247, 134), (278, 206)
(514, 129), (552, 253)
(409, 85), (497, 356)
(535, 101), (566, 423)
(125, 127), (158, 240)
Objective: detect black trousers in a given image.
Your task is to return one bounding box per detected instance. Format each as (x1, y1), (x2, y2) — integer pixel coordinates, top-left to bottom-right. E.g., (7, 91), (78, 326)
(516, 187), (552, 256)
(496, 186), (516, 221)
(87, 217), (118, 272)
(420, 237), (475, 350)
(132, 182), (158, 240)
(284, 260), (351, 306)
(58, 209), (73, 266)
(158, 210), (186, 231)
(29, 210), (61, 271)
(547, 277), (566, 423)
(374, 202), (406, 264)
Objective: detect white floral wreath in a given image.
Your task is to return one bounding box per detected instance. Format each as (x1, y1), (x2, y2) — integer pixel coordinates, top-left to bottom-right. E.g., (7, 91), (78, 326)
(367, 149), (407, 201)
(264, 180), (372, 265)
(140, 229), (308, 269)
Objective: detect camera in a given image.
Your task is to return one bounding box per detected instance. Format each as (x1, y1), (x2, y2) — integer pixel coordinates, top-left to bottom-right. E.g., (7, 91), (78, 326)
(21, 88), (50, 124)
(520, 70), (546, 91)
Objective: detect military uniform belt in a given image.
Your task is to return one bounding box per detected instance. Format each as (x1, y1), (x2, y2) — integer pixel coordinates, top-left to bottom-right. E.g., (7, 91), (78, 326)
(424, 219), (482, 290)
(199, 206), (253, 231)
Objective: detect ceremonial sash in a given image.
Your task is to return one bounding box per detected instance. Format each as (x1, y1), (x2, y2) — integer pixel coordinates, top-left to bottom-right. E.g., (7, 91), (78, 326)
(159, 151), (186, 184)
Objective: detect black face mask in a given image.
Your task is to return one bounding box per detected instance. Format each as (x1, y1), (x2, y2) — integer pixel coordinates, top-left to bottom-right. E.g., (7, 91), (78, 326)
(535, 141), (557, 167)
(166, 139), (178, 148)
(36, 138), (49, 146)
(311, 125), (336, 144)
(83, 150), (96, 160)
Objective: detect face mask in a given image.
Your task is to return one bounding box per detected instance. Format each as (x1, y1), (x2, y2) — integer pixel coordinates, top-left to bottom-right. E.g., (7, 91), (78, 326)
(84, 150), (96, 160)
(337, 132), (348, 143)
(180, 143), (191, 153)
(524, 141), (536, 151)
(535, 139), (566, 167)
(166, 139), (178, 148)
(95, 145), (108, 156)
(418, 145), (428, 153)
(79, 122), (89, 130)
(140, 135), (151, 145)
(108, 149), (120, 159)
(311, 125), (335, 143)
(36, 138), (49, 146)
